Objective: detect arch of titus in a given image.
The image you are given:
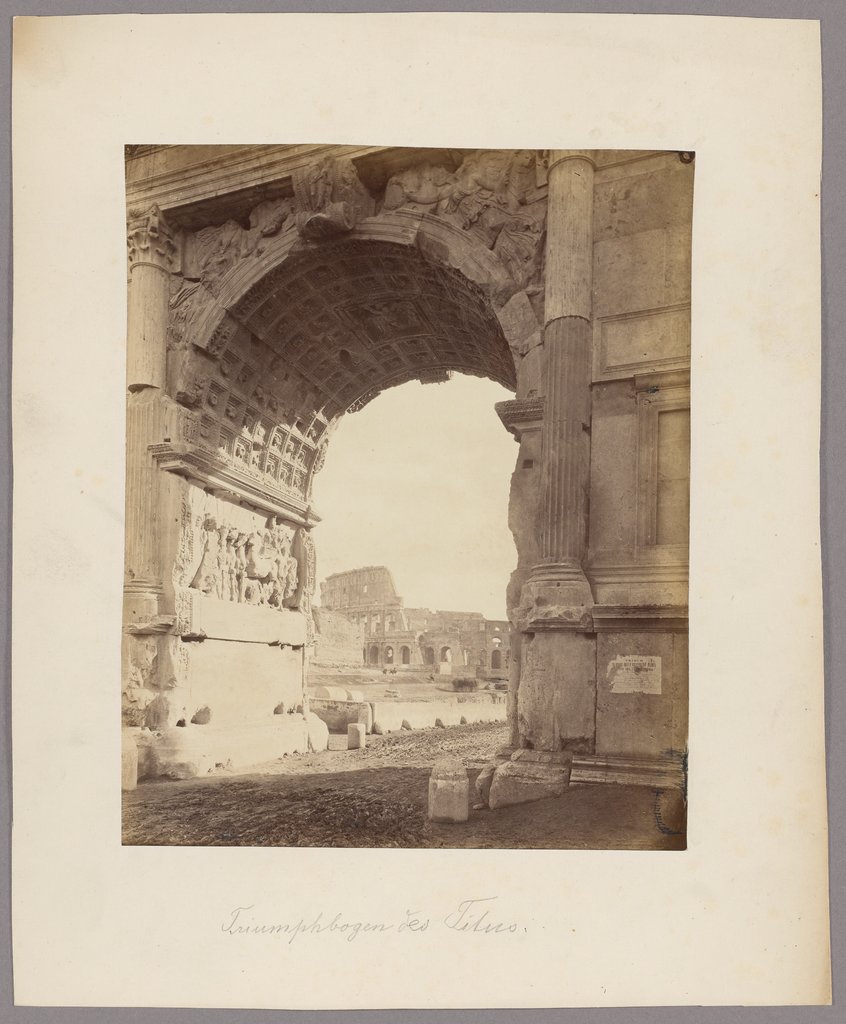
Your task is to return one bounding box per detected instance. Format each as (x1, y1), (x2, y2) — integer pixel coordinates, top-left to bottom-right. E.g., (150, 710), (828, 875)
(123, 146), (692, 803)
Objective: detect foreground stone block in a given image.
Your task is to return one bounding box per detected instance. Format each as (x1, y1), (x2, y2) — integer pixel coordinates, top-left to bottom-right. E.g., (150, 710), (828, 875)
(347, 723), (366, 750)
(305, 712), (329, 753)
(121, 729), (139, 791)
(488, 758), (571, 809)
(155, 727), (207, 780)
(428, 758), (469, 823)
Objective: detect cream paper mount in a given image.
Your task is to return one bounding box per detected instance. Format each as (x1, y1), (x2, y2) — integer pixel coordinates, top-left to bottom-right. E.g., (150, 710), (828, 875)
(11, 12), (830, 1009)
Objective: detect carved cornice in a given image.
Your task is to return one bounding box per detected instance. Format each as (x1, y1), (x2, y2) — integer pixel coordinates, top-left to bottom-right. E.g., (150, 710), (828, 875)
(586, 560), (689, 583)
(591, 604), (688, 632)
(495, 397), (545, 439)
(127, 203), (176, 272)
(149, 442), (320, 526)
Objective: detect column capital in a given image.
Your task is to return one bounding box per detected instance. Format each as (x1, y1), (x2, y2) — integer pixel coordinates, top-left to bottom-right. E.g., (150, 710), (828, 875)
(127, 203), (177, 273)
(546, 150), (596, 175)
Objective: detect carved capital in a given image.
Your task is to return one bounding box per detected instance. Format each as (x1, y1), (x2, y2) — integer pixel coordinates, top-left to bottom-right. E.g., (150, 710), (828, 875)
(127, 203), (177, 272)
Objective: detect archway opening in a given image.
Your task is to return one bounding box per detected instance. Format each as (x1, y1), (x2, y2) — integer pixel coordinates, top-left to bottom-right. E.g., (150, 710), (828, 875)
(181, 233), (519, 746)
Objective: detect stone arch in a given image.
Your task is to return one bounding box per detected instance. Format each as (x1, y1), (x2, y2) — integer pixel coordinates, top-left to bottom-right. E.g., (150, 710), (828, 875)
(368, 644), (379, 666)
(167, 221), (529, 518)
(400, 645), (411, 665)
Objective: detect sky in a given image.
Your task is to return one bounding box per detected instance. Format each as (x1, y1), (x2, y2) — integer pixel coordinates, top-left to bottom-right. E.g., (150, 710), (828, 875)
(310, 374), (518, 620)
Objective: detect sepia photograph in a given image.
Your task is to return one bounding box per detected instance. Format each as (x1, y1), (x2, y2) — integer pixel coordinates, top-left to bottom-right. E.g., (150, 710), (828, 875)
(11, 10), (832, 1011)
(121, 144), (692, 850)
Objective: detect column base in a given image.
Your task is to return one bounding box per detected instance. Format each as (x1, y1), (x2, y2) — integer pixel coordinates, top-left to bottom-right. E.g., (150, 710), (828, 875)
(521, 564), (594, 630)
(123, 581), (164, 628)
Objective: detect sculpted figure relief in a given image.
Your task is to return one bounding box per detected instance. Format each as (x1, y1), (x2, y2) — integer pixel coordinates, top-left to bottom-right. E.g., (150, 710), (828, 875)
(383, 163), (452, 213)
(381, 150), (546, 291)
(292, 157), (374, 238)
(189, 514), (300, 611)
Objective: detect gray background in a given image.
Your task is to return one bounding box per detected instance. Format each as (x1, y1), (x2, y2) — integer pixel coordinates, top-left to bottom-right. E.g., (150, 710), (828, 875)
(1, 1), (842, 1020)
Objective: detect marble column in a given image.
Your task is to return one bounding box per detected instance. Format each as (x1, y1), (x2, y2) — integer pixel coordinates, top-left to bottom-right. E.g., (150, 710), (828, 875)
(124, 204), (176, 627)
(528, 150), (595, 621)
(515, 151), (597, 755)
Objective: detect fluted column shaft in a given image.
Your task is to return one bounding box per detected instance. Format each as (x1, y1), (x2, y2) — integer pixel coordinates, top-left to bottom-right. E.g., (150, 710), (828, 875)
(535, 151), (595, 590)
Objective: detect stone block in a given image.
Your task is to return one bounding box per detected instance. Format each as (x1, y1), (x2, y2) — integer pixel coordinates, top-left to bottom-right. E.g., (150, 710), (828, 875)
(474, 764), (496, 808)
(511, 749), (572, 766)
(186, 591), (307, 645)
(121, 729), (139, 791)
(155, 727), (208, 780)
(428, 759), (470, 823)
(356, 702), (373, 734)
(313, 685), (348, 701)
(347, 723), (366, 750)
(488, 760), (571, 810)
(306, 711), (329, 753)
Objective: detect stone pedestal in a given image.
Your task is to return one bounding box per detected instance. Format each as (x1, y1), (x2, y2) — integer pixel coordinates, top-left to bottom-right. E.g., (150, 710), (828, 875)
(428, 759), (470, 823)
(347, 723), (366, 749)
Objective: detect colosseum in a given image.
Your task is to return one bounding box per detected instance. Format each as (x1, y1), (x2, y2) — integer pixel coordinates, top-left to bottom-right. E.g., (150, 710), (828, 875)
(317, 565), (510, 680)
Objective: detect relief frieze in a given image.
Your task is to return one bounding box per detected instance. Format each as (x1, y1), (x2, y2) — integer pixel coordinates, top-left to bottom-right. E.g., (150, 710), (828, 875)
(188, 513), (304, 611)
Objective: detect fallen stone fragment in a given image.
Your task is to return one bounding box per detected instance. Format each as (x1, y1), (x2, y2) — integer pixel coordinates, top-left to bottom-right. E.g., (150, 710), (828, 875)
(428, 758), (469, 823)
(488, 759), (571, 809)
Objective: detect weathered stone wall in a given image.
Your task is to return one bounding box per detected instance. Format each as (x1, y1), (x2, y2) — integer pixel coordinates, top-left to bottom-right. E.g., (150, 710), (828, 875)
(312, 607), (364, 666)
(585, 150), (692, 761)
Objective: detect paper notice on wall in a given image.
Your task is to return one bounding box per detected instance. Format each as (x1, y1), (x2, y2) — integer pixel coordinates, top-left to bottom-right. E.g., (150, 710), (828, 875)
(607, 655), (662, 694)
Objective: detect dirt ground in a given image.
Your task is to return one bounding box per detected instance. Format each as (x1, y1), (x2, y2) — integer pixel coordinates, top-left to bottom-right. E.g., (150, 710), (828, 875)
(123, 722), (686, 850)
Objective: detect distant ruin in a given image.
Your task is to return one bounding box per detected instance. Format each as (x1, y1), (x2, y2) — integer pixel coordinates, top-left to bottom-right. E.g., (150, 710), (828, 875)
(315, 566), (510, 680)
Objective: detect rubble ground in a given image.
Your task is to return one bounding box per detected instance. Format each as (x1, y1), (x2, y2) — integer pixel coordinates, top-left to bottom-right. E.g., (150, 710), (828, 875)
(122, 722), (685, 850)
